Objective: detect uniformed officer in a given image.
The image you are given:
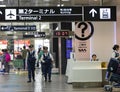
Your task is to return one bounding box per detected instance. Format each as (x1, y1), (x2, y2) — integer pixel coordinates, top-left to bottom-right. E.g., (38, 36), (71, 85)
(27, 44), (36, 83)
(41, 47), (54, 82)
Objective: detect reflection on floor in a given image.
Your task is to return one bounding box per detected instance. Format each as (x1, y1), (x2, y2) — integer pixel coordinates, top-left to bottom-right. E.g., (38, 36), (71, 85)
(0, 69), (119, 92)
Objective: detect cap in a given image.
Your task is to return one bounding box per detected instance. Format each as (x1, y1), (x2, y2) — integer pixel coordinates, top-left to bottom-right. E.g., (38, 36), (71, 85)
(43, 46), (48, 50)
(29, 44), (34, 48)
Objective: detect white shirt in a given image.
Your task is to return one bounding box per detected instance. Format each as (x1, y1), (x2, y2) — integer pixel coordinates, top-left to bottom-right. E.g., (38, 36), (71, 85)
(111, 50), (119, 59)
(40, 52), (54, 63)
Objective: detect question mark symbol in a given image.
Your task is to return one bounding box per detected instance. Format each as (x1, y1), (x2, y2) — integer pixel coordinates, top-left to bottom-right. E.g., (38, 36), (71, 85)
(75, 22), (94, 41)
(78, 22), (88, 37)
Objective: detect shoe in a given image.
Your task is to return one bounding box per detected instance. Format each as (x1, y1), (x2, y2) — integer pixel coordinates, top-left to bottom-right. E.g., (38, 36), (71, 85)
(45, 79), (47, 82)
(48, 80), (52, 82)
(27, 81), (31, 83)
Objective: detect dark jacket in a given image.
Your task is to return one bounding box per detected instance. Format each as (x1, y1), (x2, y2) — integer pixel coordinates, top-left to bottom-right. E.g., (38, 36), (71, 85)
(107, 58), (119, 73)
(27, 51), (36, 69)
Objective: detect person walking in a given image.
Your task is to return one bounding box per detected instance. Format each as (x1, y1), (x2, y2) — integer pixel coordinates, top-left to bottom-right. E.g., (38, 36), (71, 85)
(41, 47), (54, 82)
(21, 46), (28, 70)
(27, 44), (36, 83)
(2, 49), (11, 74)
(37, 47), (44, 73)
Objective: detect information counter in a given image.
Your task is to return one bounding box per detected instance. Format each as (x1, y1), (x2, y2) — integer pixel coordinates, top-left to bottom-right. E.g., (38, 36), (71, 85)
(66, 59), (108, 88)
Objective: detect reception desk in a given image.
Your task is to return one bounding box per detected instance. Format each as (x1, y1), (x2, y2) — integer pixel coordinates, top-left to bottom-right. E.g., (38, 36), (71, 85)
(66, 59), (108, 88)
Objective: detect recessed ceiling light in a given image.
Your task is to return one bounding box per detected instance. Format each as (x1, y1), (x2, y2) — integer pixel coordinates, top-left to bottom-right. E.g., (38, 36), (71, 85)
(62, 0), (69, 1)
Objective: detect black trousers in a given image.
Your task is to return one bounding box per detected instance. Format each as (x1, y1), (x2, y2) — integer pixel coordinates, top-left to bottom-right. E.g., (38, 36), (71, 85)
(23, 59), (26, 70)
(27, 63), (35, 81)
(44, 64), (52, 81)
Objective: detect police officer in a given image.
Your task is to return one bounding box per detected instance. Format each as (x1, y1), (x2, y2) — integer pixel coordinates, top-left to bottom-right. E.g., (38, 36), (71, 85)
(41, 47), (54, 82)
(27, 44), (36, 83)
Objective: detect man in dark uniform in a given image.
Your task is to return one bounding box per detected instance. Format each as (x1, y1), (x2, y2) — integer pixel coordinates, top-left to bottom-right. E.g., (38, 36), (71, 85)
(27, 44), (36, 83)
(41, 47), (54, 82)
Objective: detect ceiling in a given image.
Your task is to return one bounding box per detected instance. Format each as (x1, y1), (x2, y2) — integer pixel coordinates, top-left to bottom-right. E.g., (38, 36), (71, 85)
(0, 0), (120, 39)
(0, 0), (120, 6)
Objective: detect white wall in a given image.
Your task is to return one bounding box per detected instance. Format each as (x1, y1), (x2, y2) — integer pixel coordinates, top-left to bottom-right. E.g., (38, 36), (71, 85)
(90, 22), (115, 62)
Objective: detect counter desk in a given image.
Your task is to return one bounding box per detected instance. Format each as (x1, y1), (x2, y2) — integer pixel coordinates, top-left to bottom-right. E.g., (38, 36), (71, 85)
(66, 59), (108, 88)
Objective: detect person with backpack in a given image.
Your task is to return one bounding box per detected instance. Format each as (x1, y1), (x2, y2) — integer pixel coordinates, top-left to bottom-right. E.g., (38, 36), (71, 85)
(2, 49), (11, 74)
(41, 46), (54, 82)
(26, 44), (36, 83)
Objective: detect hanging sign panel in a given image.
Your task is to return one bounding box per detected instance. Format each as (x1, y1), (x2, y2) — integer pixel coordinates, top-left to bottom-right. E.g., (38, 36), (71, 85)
(23, 32), (46, 38)
(84, 6), (116, 21)
(0, 7), (82, 22)
(0, 6), (116, 22)
(0, 25), (36, 31)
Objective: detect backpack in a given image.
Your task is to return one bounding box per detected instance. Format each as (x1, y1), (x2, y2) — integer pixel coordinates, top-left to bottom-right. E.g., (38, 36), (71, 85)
(5, 53), (11, 62)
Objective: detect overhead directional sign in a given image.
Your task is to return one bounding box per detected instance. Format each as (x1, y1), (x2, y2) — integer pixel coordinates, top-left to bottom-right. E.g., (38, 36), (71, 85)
(23, 32), (46, 38)
(0, 6), (116, 22)
(89, 8), (97, 17)
(84, 6), (116, 21)
(0, 7), (82, 22)
(0, 25), (36, 31)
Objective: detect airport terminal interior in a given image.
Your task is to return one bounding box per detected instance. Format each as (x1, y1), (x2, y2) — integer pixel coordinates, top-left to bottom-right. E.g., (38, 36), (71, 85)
(1, 0), (120, 92)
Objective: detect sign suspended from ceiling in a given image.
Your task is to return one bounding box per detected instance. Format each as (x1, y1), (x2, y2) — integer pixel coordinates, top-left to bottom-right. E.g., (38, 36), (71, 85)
(0, 6), (116, 22)
(23, 32), (46, 38)
(0, 25), (36, 31)
(0, 7), (82, 22)
(84, 6), (116, 21)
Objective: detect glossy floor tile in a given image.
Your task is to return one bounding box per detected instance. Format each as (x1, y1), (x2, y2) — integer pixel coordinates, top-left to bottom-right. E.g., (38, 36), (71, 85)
(0, 69), (119, 92)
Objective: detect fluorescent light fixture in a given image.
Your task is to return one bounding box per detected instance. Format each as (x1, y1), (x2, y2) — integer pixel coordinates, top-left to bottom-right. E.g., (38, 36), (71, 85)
(57, 4), (64, 7)
(0, 5), (6, 7)
(62, 0), (69, 1)
(44, 0), (50, 1)
(114, 22), (116, 44)
(0, 0), (4, 1)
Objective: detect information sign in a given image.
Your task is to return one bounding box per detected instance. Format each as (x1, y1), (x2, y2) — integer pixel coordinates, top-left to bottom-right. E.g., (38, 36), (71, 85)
(0, 7), (82, 22)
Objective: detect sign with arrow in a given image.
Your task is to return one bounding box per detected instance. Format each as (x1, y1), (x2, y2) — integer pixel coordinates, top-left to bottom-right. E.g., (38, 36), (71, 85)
(89, 8), (97, 18)
(84, 6), (116, 21)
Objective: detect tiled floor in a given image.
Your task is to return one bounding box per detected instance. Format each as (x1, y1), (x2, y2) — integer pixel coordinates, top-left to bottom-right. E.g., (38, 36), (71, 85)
(0, 69), (119, 92)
